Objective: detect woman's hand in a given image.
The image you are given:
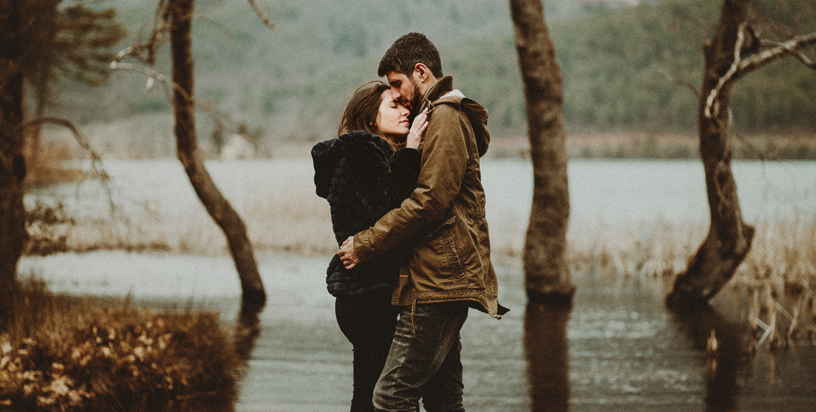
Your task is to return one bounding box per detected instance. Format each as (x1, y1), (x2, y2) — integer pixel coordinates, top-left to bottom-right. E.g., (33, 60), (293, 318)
(406, 108), (428, 150)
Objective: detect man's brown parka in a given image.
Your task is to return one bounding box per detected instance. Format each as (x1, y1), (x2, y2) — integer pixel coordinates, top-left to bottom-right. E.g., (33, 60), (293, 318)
(353, 76), (507, 318)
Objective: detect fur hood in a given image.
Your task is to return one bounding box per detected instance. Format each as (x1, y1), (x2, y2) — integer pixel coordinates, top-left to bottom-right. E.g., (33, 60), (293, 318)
(312, 131), (421, 297)
(312, 131), (394, 209)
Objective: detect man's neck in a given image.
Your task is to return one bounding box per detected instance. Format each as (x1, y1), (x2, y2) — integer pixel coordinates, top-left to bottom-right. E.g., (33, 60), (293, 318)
(416, 76), (439, 113)
(417, 75), (438, 97)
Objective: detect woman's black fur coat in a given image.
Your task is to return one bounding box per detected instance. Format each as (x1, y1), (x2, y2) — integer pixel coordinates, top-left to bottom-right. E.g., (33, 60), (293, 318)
(312, 131), (421, 297)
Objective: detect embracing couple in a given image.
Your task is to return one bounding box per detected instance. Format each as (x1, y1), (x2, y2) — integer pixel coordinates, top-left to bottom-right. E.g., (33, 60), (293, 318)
(312, 32), (508, 412)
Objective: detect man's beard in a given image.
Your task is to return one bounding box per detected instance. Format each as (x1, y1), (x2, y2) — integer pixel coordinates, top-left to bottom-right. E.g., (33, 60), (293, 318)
(409, 83), (423, 116)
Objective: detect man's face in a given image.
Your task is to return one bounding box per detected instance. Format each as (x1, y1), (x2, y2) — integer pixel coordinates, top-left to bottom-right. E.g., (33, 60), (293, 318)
(386, 71), (422, 113)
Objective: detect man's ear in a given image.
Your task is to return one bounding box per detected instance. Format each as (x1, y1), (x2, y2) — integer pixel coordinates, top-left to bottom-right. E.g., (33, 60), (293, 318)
(413, 63), (429, 83)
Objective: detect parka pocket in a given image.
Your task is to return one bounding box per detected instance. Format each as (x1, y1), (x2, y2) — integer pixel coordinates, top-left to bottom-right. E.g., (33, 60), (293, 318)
(421, 216), (464, 282)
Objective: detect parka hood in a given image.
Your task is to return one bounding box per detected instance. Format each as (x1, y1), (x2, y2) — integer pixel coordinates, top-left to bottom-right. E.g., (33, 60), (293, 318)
(421, 76), (491, 157)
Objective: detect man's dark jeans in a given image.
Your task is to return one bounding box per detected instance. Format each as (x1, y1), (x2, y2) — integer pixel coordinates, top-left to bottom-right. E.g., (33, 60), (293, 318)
(373, 301), (470, 412)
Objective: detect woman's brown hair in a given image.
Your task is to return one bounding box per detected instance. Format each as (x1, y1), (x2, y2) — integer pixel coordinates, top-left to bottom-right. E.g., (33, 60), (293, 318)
(337, 81), (390, 137)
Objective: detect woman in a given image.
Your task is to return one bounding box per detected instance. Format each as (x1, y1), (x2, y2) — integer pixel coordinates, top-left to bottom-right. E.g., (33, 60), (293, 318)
(311, 81), (427, 412)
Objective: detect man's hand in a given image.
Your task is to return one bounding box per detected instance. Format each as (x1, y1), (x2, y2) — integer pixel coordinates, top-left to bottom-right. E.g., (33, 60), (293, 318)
(338, 236), (359, 269)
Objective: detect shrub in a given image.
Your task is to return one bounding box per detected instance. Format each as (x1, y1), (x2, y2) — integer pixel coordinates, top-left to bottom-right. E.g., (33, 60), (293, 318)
(1, 280), (239, 411)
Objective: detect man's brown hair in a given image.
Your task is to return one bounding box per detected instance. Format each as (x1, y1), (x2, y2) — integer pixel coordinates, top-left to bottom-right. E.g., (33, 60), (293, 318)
(377, 32), (443, 78)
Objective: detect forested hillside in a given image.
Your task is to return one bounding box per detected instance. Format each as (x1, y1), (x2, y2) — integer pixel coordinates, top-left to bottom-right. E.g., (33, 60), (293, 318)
(45, 0), (815, 156)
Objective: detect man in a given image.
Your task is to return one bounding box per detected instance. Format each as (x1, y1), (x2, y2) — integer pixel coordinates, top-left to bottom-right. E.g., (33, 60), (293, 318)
(338, 32), (507, 411)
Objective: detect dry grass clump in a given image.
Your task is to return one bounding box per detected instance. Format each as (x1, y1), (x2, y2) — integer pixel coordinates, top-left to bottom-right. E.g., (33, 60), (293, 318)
(737, 219), (816, 349)
(566, 220), (705, 281)
(24, 201), (76, 256)
(492, 133), (816, 160)
(1, 280), (238, 411)
(568, 218), (816, 349)
(27, 159), (338, 257)
(24, 142), (87, 188)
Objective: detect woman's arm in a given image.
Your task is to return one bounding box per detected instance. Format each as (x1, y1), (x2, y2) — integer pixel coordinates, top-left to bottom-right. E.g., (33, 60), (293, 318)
(388, 148), (421, 208)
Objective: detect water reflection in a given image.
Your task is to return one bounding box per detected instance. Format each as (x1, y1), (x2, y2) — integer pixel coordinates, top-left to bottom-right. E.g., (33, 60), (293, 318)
(234, 300), (264, 363)
(672, 306), (744, 412)
(524, 302), (572, 412)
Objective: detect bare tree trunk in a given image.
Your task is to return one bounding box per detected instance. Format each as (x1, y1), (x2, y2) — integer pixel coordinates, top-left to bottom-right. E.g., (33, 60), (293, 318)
(0, 1), (27, 331)
(509, 0), (573, 304)
(29, 54), (52, 167)
(168, 0), (265, 305)
(667, 0), (755, 309)
(28, 2), (58, 168)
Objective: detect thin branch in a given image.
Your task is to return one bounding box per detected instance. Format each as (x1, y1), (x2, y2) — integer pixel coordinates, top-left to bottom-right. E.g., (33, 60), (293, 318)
(704, 22), (748, 119)
(705, 27), (816, 120)
(18, 117), (116, 213)
(658, 69), (699, 98)
(109, 62), (249, 136)
(740, 31), (816, 74)
(111, 0), (170, 92)
(195, 16), (241, 49)
(729, 130), (784, 162)
(110, 62), (178, 95)
(247, 0), (277, 30)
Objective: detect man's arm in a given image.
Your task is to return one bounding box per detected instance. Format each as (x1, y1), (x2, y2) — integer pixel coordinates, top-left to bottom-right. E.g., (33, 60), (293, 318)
(339, 105), (471, 268)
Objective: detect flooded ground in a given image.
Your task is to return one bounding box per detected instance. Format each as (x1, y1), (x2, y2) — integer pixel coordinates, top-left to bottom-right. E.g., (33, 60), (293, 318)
(19, 158), (816, 410)
(26, 159), (816, 257)
(19, 251), (816, 411)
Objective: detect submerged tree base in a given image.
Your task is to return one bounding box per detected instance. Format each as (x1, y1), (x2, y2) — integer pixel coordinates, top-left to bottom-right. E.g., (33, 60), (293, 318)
(527, 286), (576, 308)
(0, 279), (241, 411)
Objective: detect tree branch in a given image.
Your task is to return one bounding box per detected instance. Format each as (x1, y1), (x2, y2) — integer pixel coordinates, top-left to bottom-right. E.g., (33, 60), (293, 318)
(704, 22), (749, 119)
(111, 0), (170, 92)
(658, 69), (700, 98)
(109, 62), (249, 137)
(247, 0), (277, 30)
(18, 117), (116, 213)
(740, 31), (816, 74)
(705, 26), (816, 119)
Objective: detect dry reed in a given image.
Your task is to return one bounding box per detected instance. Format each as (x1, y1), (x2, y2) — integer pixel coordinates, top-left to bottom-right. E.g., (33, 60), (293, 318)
(566, 218), (816, 349)
(23, 157), (816, 351)
(24, 141), (88, 188)
(1, 279), (239, 411)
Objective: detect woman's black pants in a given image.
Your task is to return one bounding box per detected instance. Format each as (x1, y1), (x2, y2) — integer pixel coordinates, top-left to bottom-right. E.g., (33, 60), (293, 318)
(335, 290), (399, 412)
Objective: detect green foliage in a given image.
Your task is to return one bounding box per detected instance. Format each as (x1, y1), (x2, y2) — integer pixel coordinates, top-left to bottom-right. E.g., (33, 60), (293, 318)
(23, 0), (126, 90)
(48, 0), (816, 150)
(55, 2), (127, 86)
(131, 97), (169, 113)
(554, 0), (816, 133)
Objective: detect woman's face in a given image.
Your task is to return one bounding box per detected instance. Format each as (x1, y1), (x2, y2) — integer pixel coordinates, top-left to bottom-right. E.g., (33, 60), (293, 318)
(375, 90), (410, 140)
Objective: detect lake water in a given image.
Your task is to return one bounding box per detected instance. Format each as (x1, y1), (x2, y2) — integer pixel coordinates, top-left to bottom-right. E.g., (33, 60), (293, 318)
(18, 158), (816, 411)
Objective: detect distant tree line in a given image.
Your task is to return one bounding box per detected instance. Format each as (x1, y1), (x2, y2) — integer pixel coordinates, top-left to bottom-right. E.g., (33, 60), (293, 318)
(41, 0), (816, 146)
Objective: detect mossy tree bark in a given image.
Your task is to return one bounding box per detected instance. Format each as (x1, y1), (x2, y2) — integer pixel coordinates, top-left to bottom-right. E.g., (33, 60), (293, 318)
(667, 0), (755, 309)
(0, 1), (26, 331)
(168, 0), (266, 305)
(509, 0), (573, 304)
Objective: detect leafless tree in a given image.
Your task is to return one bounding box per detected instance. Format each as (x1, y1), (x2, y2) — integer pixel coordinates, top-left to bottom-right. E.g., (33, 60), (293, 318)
(509, 0), (574, 304)
(667, 0), (816, 309)
(166, 0), (266, 304)
(0, 1), (27, 331)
